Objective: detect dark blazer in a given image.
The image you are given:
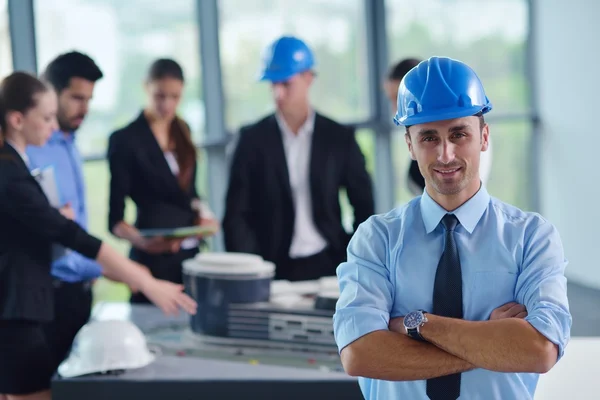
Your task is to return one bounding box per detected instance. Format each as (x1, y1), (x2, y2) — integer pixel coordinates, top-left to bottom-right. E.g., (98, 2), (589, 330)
(0, 143), (102, 322)
(107, 112), (201, 277)
(107, 111), (200, 234)
(223, 112), (375, 267)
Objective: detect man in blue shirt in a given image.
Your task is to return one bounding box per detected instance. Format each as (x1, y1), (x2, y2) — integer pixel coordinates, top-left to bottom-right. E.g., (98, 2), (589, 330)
(334, 57), (571, 400)
(26, 51), (104, 374)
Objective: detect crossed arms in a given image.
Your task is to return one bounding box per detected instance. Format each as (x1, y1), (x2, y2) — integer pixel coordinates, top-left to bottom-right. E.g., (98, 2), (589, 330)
(333, 218), (572, 381)
(340, 303), (556, 381)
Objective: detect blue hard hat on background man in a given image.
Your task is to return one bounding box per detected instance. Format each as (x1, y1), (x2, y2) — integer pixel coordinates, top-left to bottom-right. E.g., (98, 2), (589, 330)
(258, 36), (315, 83)
(394, 56), (492, 127)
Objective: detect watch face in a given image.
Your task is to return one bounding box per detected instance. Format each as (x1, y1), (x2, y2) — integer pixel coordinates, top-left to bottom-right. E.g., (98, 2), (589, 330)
(404, 311), (424, 329)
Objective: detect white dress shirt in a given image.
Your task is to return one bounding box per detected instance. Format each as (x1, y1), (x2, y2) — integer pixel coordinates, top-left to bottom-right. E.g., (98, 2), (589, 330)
(164, 151), (200, 250)
(275, 111), (328, 258)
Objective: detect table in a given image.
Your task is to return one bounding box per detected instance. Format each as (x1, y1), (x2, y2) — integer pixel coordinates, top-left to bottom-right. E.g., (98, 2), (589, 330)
(535, 337), (600, 399)
(51, 302), (363, 400)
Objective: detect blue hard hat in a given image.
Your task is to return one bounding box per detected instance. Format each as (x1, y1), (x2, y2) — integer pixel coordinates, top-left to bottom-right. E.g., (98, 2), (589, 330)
(393, 56), (492, 126)
(258, 36), (315, 83)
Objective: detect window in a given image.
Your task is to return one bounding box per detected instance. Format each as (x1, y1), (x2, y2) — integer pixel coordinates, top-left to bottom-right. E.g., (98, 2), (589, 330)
(482, 120), (533, 210)
(340, 128), (375, 232)
(0, 0), (12, 78)
(34, 0), (204, 303)
(385, 0), (529, 115)
(33, 0), (204, 158)
(218, 0), (370, 132)
(386, 0), (533, 210)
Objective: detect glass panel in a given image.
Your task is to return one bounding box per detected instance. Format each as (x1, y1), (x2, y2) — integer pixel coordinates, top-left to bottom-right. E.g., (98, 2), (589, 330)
(0, 0), (12, 78)
(385, 0), (530, 115)
(340, 128), (375, 232)
(218, 0), (370, 132)
(484, 120), (532, 210)
(391, 119), (533, 211)
(84, 152), (209, 304)
(33, 0), (203, 158)
(386, 0), (532, 210)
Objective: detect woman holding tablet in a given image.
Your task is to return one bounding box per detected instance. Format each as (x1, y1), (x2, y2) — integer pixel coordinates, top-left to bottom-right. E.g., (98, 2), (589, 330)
(107, 58), (218, 304)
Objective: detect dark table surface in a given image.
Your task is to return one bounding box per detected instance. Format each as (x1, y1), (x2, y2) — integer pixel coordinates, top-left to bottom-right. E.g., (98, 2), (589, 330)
(51, 302), (363, 400)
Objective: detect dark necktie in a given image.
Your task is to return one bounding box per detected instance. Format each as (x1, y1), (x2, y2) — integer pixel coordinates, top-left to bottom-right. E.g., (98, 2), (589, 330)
(427, 214), (463, 400)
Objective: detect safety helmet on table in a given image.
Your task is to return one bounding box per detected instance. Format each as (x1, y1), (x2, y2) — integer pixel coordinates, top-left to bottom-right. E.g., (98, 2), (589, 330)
(58, 320), (157, 378)
(393, 56), (492, 127)
(258, 36), (315, 83)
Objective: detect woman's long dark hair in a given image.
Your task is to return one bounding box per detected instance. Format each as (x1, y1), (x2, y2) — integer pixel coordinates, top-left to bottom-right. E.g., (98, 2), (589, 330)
(0, 72), (49, 147)
(147, 58), (197, 192)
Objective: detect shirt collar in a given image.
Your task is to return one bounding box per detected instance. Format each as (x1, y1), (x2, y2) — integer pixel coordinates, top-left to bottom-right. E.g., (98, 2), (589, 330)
(420, 183), (490, 234)
(275, 109), (316, 139)
(47, 130), (75, 144)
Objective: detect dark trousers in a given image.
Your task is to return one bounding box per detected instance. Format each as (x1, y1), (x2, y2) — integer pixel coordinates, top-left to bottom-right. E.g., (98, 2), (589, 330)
(130, 247), (199, 304)
(42, 280), (93, 374)
(275, 247), (341, 281)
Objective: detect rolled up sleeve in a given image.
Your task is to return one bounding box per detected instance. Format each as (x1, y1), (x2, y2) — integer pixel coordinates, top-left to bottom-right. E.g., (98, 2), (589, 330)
(516, 220), (572, 360)
(333, 216), (394, 352)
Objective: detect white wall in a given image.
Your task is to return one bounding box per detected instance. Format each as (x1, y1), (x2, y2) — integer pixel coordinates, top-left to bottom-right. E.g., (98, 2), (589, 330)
(534, 0), (600, 288)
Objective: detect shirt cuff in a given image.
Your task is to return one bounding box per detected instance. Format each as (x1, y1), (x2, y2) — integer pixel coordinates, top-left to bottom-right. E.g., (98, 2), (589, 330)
(333, 307), (390, 353)
(51, 252), (103, 282)
(525, 311), (571, 360)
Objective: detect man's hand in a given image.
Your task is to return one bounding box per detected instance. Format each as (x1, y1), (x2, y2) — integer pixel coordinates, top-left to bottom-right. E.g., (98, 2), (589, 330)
(389, 301), (527, 335)
(417, 302), (557, 373)
(389, 316), (406, 334)
(490, 302), (528, 320)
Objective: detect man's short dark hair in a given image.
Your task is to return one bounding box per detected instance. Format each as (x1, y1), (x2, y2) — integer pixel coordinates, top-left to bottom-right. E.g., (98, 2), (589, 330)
(42, 51), (103, 93)
(387, 58), (421, 81)
(405, 113), (486, 137)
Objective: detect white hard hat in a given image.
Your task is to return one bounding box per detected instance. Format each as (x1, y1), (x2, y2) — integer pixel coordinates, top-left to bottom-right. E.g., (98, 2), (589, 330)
(58, 320), (157, 378)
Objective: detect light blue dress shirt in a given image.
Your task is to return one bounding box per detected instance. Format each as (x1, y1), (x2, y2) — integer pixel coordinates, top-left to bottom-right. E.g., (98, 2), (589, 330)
(26, 131), (103, 282)
(333, 185), (571, 400)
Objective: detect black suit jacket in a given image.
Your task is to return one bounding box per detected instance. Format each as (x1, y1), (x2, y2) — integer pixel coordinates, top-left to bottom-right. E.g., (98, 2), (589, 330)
(0, 144), (102, 322)
(107, 111), (200, 247)
(223, 112), (375, 267)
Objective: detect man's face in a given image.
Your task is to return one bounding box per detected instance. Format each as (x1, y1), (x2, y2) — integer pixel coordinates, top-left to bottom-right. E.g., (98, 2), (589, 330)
(57, 77), (96, 132)
(405, 116), (489, 198)
(270, 71), (313, 114)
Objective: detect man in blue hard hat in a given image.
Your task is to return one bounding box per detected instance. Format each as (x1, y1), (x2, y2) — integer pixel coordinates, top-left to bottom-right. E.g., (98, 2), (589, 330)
(334, 56), (571, 399)
(384, 57), (493, 199)
(223, 35), (374, 281)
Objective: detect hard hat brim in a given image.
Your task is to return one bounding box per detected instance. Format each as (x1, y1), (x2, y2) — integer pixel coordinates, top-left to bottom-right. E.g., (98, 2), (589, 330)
(58, 352), (156, 378)
(258, 70), (297, 83)
(394, 104), (492, 127)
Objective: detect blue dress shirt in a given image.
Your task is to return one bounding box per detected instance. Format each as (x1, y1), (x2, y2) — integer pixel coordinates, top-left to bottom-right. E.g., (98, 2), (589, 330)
(26, 131), (103, 282)
(333, 185), (571, 400)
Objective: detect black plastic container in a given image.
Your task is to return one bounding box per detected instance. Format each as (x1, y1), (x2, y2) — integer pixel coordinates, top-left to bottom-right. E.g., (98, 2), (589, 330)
(182, 253), (275, 337)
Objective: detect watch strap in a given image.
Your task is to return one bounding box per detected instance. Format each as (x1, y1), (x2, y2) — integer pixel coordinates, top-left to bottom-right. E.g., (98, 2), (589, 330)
(407, 327), (426, 341)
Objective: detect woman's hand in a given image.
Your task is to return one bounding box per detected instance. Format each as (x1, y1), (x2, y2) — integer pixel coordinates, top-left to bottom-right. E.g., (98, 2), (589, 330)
(133, 236), (183, 254)
(196, 217), (220, 238)
(59, 202), (75, 220)
(139, 275), (197, 316)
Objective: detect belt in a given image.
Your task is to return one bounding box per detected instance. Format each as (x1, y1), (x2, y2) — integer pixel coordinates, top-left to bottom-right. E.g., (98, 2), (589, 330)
(52, 279), (93, 291)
